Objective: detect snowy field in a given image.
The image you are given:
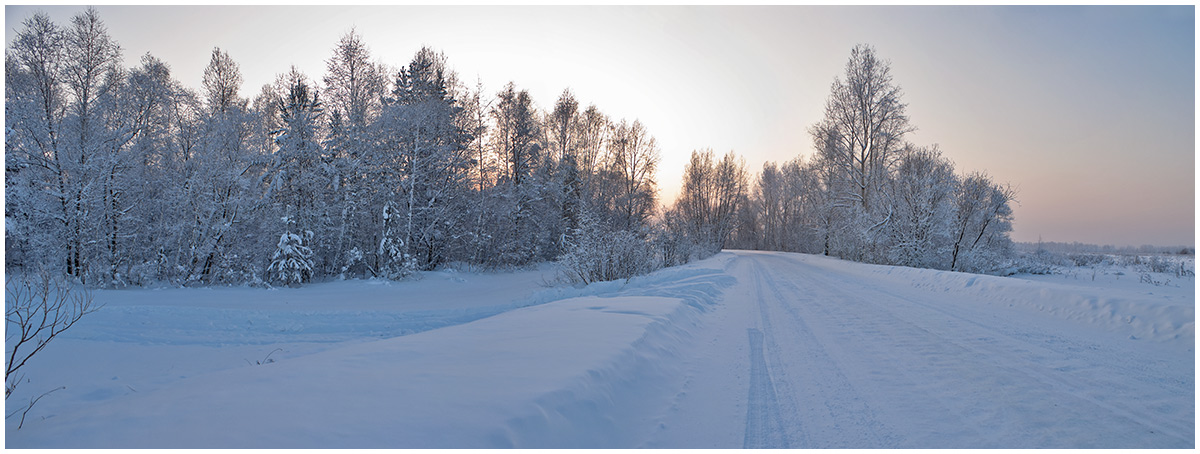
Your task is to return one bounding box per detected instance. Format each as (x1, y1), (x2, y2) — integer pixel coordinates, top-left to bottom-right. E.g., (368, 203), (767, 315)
(5, 251), (1193, 448)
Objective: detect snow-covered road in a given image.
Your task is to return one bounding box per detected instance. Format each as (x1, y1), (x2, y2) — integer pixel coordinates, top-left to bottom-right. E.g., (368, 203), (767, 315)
(6, 251), (1193, 448)
(649, 251), (1192, 448)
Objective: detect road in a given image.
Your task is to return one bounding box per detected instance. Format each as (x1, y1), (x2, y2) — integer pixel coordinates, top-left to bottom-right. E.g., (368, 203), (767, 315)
(647, 251), (1193, 448)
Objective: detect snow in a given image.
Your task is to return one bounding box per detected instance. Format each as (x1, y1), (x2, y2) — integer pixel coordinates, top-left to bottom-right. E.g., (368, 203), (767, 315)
(5, 251), (1193, 448)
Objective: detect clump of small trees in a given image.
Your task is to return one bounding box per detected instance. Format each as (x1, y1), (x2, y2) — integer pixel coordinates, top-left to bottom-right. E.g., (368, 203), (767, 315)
(6, 9), (663, 288)
(668, 44), (1017, 274)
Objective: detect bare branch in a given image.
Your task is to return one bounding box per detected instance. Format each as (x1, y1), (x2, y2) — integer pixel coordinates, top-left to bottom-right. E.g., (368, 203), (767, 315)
(5, 270), (100, 399)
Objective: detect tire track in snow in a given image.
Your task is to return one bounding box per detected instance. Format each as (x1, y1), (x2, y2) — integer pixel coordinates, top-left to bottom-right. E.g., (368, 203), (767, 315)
(778, 253), (1194, 444)
(742, 328), (787, 448)
(748, 257), (893, 448)
(757, 253), (1192, 448)
(742, 256), (809, 448)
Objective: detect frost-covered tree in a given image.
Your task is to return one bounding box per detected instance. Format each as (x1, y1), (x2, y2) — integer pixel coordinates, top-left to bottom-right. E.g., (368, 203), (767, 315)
(455, 79), (499, 266)
(264, 67), (329, 278)
(88, 54), (176, 285)
(323, 29), (386, 130)
(323, 29), (388, 277)
(52, 7), (125, 283)
(781, 157), (828, 254)
(6, 12), (68, 273)
(673, 149), (746, 252)
(574, 104), (608, 196)
(176, 49), (261, 285)
(556, 152), (584, 242)
(375, 47), (473, 272)
(808, 44), (914, 262)
(883, 145), (957, 269)
(267, 227), (314, 287)
(950, 172), (1016, 273)
(810, 44), (912, 212)
(492, 82), (542, 187)
(483, 82), (548, 265)
(605, 119), (660, 231)
(113, 54), (201, 284)
(754, 162), (786, 251)
(545, 90), (585, 236)
(547, 89), (579, 163)
(202, 47), (243, 114)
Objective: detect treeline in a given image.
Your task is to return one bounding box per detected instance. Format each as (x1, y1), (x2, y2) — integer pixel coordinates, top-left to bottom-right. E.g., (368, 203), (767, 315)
(668, 45), (1017, 274)
(6, 9), (681, 287)
(6, 8), (1018, 288)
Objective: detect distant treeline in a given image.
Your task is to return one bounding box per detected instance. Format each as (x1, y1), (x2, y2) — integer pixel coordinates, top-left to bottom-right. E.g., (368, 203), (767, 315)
(1015, 241), (1194, 256)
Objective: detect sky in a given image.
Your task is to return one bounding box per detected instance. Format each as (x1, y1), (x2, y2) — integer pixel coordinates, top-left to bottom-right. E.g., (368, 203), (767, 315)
(4, 5), (1195, 247)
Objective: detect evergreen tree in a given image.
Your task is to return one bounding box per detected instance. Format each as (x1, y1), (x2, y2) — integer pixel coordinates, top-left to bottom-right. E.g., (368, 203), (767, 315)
(267, 225), (314, 287)
(265, 67), (328, 280)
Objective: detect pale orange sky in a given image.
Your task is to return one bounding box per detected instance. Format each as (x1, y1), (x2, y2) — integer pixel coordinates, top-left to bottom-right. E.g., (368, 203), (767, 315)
(6, 5), (1194, 247)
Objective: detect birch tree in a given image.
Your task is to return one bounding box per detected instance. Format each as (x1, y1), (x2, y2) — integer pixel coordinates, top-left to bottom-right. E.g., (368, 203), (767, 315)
(376, 47), (472, 273)
(674, 149), (746, 251)
(808, 44), (913, 261)
(181, 49), (257, 285)
(323, 29), (388, 277)
(58, 7), (123, 283)
(484, 82), (545, 265)
(6, 12), (68, 273)
(606, 119), (659, 231)
(810, 44), (912, 212)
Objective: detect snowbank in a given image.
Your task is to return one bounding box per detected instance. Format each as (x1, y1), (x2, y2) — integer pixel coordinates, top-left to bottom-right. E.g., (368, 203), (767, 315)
(787, 253), (1194, 347)
(7, 258), (733, 448)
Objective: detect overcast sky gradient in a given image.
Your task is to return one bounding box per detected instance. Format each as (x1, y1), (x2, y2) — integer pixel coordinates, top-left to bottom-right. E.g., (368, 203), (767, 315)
(5, 5), (1194, 247)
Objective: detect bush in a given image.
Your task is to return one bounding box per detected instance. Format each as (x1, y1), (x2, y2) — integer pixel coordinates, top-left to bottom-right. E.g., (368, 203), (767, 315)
(1066, 253), (1108, 267)
(995, 252), (1059, 276)
(557, 209), (666, 285)
(559, 228), (656, 285)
